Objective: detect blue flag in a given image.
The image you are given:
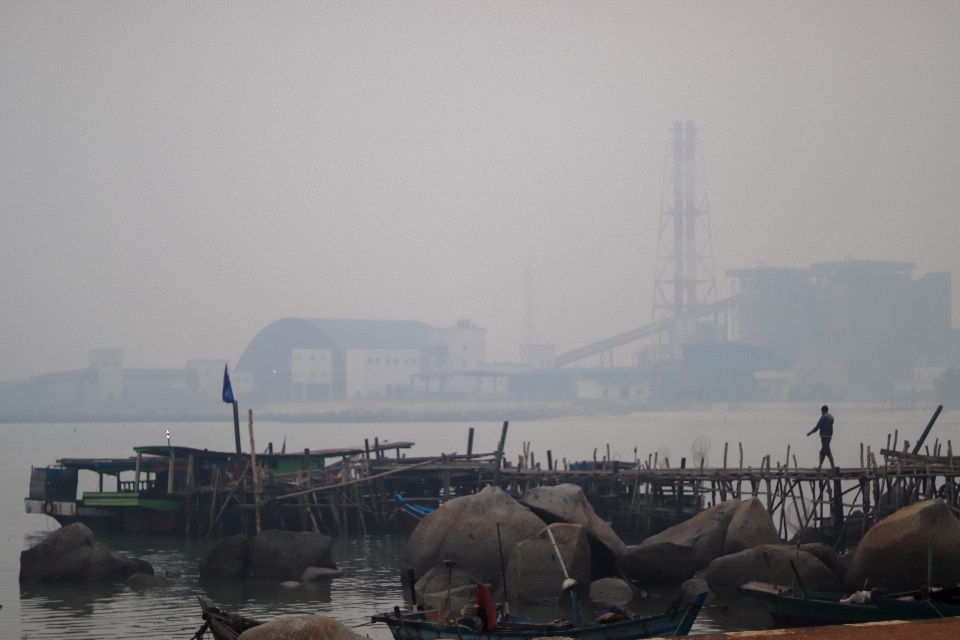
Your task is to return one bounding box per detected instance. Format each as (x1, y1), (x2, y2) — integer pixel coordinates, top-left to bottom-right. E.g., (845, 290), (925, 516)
(222, 365), (235, 403)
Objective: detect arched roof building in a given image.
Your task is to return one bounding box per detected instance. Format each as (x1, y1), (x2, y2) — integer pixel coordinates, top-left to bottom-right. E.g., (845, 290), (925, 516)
(235, 318), (433, 401)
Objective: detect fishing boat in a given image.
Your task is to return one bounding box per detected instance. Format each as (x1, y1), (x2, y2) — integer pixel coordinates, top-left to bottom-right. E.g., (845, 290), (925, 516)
(25, 441), (413, 533)
(395, 494), (435, 530)
(740, 581), (960, 626)
(372, 592), (707, 640)
(191, 596), (263, 640)
(876, 586), (960, 618)
(740, 581), (890, 625)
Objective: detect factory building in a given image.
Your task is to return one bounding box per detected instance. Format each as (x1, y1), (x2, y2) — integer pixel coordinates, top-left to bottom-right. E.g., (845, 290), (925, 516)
(234, 317), (502, 401)
(729, 260), (959, 398)
(0, 349), (231, 415)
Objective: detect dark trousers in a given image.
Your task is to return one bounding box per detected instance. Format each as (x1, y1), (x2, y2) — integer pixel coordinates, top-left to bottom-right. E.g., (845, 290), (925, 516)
(819, 437), (834, 467)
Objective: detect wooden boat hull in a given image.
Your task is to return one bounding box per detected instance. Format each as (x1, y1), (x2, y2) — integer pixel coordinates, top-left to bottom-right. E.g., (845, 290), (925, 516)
(739, 582), (932, 626)
(375, 593), (707, 640)
(395, 495), (434, 532)
(877, 596), (960, 619)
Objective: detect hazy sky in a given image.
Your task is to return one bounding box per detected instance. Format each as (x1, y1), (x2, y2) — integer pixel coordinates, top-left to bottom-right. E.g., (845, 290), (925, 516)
(2, 1), (959, 380)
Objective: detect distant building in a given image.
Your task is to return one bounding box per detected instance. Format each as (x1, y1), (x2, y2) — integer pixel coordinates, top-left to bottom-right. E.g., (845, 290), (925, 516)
(186, 359), (228, 402)
(520, 344), (556, 370)
(0, 349), (230, 415)
(235, 318), (432, 402)
(234, 317), (504, 401)
(895, 365), (950, 397)
(291, 348), (333, 400)
(729, 260), (959, 398)
(428, 320), (487, 372)
(345, 348), (419, 399)
(89, 348), (123, 402)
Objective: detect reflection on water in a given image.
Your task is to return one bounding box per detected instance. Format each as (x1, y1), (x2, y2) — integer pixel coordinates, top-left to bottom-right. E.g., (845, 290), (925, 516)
(18, 533), (409, 640)
(16, 528), (767, 640)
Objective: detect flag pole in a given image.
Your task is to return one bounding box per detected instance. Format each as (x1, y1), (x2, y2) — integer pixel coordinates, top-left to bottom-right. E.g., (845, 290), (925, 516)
(223, 365), (249, 538)
(233, 400), (242, 456)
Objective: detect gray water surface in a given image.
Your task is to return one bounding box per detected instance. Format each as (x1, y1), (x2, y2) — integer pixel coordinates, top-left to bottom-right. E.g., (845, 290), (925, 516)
(3, 409), (950, 638)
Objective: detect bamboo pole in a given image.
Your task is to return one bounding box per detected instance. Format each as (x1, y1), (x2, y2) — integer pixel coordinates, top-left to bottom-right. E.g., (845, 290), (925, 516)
(207, 467), (219, 536)
(247, 410), (262, 534)
(274, 457), (439, 501)
(737, 443), (743, 498)
(184, 454), (195, 534)
(492, 421), (508, 487)
(207, 460), (251, 536)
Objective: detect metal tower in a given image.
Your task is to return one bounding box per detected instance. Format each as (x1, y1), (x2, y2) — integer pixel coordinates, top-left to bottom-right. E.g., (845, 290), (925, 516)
(651, 121), (718, 360)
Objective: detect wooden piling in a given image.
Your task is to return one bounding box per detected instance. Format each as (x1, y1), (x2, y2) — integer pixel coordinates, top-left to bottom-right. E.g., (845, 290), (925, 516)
(206, 467), (219, 536)
(248, 409), (262, 534)
(492, 421), (508, 487)
(184, 454), (195, 534)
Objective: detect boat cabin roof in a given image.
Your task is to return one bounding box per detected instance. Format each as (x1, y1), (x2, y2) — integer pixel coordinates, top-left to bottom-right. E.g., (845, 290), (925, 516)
(55, 441), (415, 475)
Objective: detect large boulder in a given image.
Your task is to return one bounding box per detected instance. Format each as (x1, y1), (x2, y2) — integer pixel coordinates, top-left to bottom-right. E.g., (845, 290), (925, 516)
(618, 499), (741, 584)
(799, 543), (845, 584)
(722, 498), (781, 554)
(679, 570), (716, 605)
(246, 530), (337, 582)
(403, 486), (546, 588)
(200, 535), (250, 581)
(414, 564), (485, 607)
(845, 499), (960, 592)
(301, 566), (342, 581)
(506, 523), (591, 603)
(523, 484), (629, 559)
(238, 614), (367, 640)
(589, 577), (634, 606)
(704, 544), (842, 593)
(19, 523), (153, 583)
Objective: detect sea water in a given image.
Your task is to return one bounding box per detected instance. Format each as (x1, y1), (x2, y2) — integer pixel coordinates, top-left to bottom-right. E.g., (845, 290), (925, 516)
(1, 407), (953, 638)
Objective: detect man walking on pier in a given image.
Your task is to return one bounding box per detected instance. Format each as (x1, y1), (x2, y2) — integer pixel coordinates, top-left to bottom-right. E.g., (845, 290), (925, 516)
(807, 405), (835, 469)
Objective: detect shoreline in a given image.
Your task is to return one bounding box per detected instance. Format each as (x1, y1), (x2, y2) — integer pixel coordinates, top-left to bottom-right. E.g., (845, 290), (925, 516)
(0, 400), (945, 425)
(697, 617), (960, 639)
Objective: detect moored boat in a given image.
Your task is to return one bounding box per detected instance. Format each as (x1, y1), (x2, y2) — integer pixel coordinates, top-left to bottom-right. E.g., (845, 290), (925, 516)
(739, 581), (960, 626)
(372, 592), (708, 640)
(395, 493), (435, 530)
(191, 596), (263, 640)
(876, 586), (960, 618)
(25, 441), (413, 534)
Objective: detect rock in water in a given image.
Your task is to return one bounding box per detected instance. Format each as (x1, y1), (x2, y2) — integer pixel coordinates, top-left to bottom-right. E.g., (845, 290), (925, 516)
(845, 499), (960, 592)
(798, 543), (845, 584)
(301, 566), (342, 581)
(679, 570), (715, 605)
(704, 544), (842, 593)
(588, 577), (634, 606)
(238, 614), (367, 640)
(506, 523), (591, 602)
(618, 499), (741, 584)
(414, 564), (484, 605)
(126, 573), (170, 590)
(19, 523), (153, 583)
(722, 498), (781, 554)
(246, 530), (337, 581)
(523, 484), (629, 559)
(200, 535), (250, 581)
(403, 486), (546, 588)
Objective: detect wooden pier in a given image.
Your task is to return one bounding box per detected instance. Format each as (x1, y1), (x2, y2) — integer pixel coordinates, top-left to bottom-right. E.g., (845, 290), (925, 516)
(187, 411), (959, 549)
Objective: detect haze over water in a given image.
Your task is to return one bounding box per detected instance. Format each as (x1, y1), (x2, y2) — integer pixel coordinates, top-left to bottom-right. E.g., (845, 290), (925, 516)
(2, 2), (959, 380)
(3, 407), (956, 638)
